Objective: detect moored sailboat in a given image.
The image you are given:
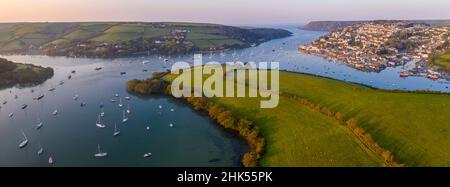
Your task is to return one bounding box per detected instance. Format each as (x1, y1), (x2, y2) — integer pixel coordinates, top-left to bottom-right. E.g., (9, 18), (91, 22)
(96, 115), (106, 128)
(19, 130), (28, 149)
(122, 110), (128, 123)
(94, 144), (108, 157)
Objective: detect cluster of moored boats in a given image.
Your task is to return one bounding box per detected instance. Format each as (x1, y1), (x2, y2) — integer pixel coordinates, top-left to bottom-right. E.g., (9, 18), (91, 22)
(3, 65), (179, 165)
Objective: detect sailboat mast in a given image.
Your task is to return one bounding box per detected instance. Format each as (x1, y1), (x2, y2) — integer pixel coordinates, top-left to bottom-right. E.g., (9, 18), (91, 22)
(22, 130), (27, 140)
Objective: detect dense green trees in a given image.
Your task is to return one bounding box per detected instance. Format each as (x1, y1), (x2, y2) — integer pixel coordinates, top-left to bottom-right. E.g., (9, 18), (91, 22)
(0, 58), (53, 88)
(127, 74), (265, 167)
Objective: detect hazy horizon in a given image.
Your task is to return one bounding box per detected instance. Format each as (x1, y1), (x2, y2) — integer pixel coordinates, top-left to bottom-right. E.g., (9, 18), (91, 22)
(0, 0), (450, 25)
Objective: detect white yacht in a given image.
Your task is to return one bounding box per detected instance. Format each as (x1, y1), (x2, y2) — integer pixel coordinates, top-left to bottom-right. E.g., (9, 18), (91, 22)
(48, 157), (53, 164)
(36, 118), (43, 129)
(96, 115), (106, 128)
(94, 144), (108, 157)
(122, 110), (128, 123)
(52, 108), (58, 116)
(113, 123), (121, 136)
(169, 123), (174, 128)
(19, 130), (28, 149)
(126, 104), (131, 114)
(118, 98), (123, 108)
(143, 153), (152, 158)
(37, 143), (43, 155)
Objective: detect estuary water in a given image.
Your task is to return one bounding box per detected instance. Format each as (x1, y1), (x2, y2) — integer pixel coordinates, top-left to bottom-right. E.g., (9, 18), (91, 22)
(1, 27), (449, 166)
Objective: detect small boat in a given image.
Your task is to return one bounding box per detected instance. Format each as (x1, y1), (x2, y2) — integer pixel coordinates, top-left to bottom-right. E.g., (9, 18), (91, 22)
(73, 94), (79, 100)
(9, 112), (14, 118)
(111, 99), (117, 103)
(19, 130), (28, 149)
(59, 81), (64, 85)
(142, 68), (148, 72)
(164, 59), (169, 62)
(48, 87), (56, 92)
(158, 105), (162, 109)
(120, 72), (126, 75)
(96, 115), (106, 128)
(400, 72), (409, 78)
(2, 101), (6, 105)
(113, 123), (120, 136)
(80, 102), (87, 107)
(122, 110), (128, 123)
(68, 75), (72, 79)
(115, 93), (119, 97)
(94, 67), (102, 71)
(48, 157), (53, 164)
(146, 126), (150, 131)
(94, 144), (108, 157)
(118, 98), (123, 108)
(100, 108), (105, 117)
(124, 96), (131, 100)
(21, 104), (28, 109)
(31, 89), (34, 93)
(36, 118), (43, 129)
(71, 70), (76, 74)
(427, 74), (439, 80)
(52, 108), (58, 116)
(126, 104), (131, 114)
(143, 153), (152, 158)
(169, 123), (174, 128)
(35, 94), (44, 100)
(142, 60), (150, 65)
(99, 103), (104, 108)
(170, 108), (175, 112)
(37, 143), (43, 155)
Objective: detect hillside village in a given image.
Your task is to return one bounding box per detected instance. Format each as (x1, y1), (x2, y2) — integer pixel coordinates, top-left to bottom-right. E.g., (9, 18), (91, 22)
(299, 21), (450, 79)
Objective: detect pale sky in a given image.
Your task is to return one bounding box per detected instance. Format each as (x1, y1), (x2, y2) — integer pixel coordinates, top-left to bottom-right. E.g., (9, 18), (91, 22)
(0, 0), (449, 25)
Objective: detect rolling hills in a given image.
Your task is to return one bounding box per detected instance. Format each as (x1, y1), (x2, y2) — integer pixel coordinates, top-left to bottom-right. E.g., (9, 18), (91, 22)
(0, 22), (292, 57)
(128, 66), (450, 167)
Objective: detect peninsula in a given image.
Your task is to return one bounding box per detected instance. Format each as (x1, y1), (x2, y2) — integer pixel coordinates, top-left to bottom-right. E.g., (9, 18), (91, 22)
(127, 65), (450, 167)
(0, 22), (292, 57)
(0, 57), (54, 88)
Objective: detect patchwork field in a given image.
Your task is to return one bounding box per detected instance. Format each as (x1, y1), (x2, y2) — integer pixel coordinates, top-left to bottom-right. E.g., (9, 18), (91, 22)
(0, 22), (291, 54)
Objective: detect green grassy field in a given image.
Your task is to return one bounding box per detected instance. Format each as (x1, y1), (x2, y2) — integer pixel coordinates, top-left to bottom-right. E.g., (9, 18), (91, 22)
(431, 53), (450, 73)
(162, 67), (450, 166)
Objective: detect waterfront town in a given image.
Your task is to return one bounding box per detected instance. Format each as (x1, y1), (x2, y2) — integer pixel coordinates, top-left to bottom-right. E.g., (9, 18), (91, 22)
(299, 21), (450, 80)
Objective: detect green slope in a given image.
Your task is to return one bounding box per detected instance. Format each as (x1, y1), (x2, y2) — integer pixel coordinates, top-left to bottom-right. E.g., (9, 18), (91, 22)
(157, 68), (450, 166)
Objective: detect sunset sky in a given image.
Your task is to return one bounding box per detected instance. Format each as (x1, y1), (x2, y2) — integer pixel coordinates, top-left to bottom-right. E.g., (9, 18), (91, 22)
(1, 0), (449, 24)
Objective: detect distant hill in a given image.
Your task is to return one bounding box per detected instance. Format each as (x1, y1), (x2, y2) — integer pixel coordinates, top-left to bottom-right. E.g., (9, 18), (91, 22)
(302, 20), (450, 31)
(0, 22), (292, 57)
(301, 21), (364, 31)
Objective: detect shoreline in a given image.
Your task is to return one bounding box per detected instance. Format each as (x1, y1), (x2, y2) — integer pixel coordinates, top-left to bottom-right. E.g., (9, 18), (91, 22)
(127, 69), (450, 166)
